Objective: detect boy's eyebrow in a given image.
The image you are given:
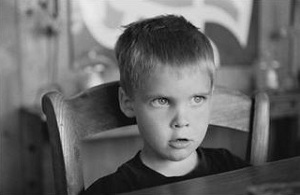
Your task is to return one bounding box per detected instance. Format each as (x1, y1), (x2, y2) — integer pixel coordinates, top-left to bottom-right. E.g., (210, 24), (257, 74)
(193, 91), (213, 97)
(142, 93), (168, 99)
(142, 90), (213, 99)
(191, 88), (214, 96)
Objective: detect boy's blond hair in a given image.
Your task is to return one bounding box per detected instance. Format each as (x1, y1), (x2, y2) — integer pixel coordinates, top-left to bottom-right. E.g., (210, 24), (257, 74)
(115, 15), (216, 98)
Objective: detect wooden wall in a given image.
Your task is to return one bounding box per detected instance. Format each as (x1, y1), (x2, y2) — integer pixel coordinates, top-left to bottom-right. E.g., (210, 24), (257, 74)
(0, 0), (23, 194)
(0, 0), (73, 194)
(258, 0), (297, 91)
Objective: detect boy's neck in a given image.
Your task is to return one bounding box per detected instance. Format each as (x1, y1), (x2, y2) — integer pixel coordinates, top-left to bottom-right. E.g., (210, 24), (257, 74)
(140, 150), (199, 177)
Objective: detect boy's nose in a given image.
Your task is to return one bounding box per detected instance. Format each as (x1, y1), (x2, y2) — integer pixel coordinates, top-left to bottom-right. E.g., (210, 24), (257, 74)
(171, 108), (190, 129)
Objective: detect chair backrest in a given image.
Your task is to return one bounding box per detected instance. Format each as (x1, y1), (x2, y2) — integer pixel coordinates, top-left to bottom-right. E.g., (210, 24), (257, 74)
(42, 81), (270, 195)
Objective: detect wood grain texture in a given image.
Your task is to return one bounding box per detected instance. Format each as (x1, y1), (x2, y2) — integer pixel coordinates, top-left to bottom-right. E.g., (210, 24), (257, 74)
(210, 87), (252, 131)
(42, 81), (270, 195)
(251, 92), (270, 165)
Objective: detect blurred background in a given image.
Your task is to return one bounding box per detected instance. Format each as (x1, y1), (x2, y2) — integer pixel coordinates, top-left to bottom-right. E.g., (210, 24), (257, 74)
(1, 0), (300, 194)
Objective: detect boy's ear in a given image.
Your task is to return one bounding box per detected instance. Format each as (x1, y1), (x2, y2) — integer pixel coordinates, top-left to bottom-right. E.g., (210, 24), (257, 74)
(118, 87), (135, 118)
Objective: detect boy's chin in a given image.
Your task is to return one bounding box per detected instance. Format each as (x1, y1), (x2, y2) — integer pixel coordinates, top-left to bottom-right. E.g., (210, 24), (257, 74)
(164, 149), (198, 162)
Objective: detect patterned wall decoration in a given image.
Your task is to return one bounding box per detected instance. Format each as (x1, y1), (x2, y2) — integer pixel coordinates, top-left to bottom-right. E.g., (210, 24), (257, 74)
(70, 0), (257, 74)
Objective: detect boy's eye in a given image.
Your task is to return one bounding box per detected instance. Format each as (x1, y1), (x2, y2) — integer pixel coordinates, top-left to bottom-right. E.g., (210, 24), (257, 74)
(191, 96), (206, 105)
(151, 98), (169, 107)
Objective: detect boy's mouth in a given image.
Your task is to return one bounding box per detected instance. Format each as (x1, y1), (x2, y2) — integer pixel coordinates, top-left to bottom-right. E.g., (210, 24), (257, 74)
(169, 138), (192, 149)
(176, 138), (188, 141)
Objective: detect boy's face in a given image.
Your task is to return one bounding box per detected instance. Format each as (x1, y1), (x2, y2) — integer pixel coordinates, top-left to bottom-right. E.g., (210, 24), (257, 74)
(120, 64), (212, 164)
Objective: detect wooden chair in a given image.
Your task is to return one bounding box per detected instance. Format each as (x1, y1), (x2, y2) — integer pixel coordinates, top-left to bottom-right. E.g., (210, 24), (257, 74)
(42, 81), (270, 195)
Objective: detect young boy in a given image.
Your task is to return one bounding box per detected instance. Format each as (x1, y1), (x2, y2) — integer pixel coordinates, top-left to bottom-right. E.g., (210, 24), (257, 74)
(83, 15), (248, 195)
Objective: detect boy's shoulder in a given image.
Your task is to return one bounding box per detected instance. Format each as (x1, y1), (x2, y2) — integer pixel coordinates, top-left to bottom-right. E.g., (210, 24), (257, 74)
(81, 152), (152, 195)
(198, 147), (250, 173)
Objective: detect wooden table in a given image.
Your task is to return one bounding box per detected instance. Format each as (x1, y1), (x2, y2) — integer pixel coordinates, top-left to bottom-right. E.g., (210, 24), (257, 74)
(122, 156), (300, 195)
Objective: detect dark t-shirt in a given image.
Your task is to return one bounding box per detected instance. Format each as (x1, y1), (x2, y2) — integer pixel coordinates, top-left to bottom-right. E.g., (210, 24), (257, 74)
(82, 147), (249, 195)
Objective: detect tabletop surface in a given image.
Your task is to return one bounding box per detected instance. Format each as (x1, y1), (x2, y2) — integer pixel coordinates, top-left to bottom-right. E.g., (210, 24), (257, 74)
(121, 156), (300, 195)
